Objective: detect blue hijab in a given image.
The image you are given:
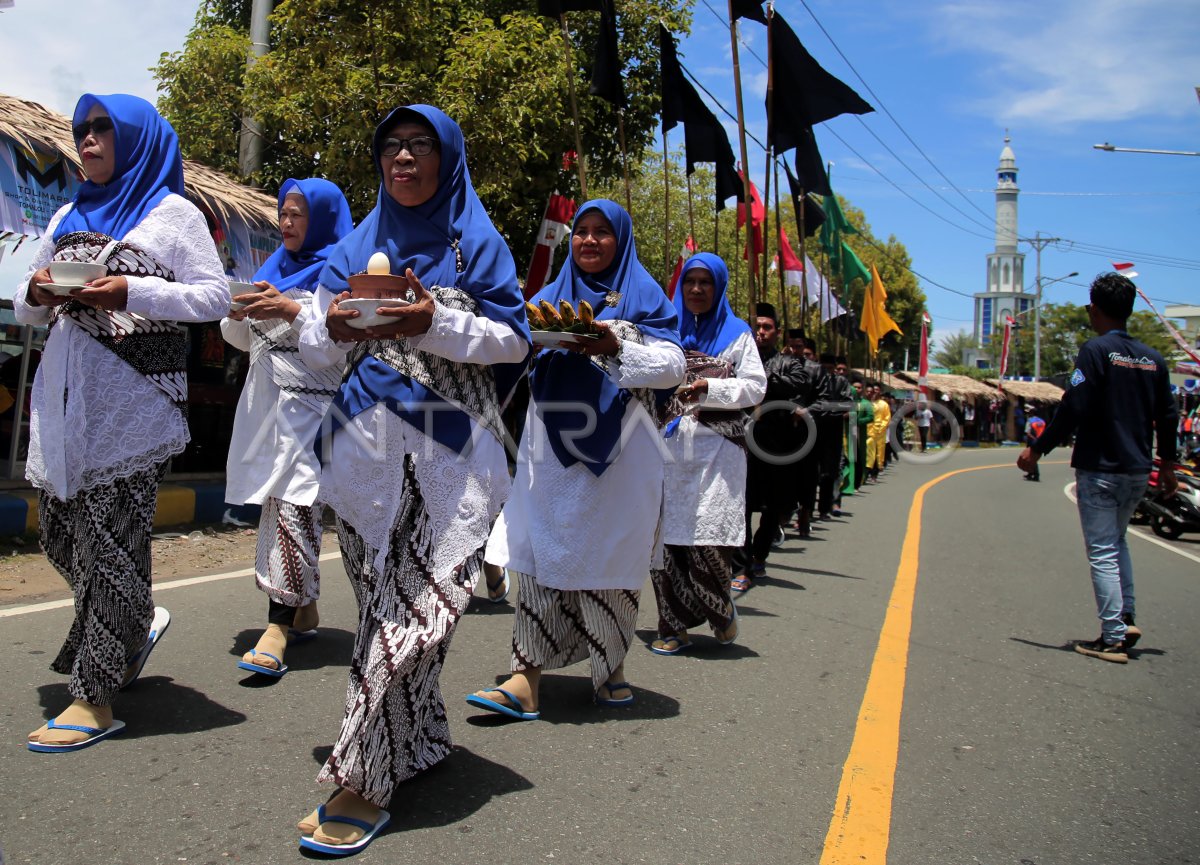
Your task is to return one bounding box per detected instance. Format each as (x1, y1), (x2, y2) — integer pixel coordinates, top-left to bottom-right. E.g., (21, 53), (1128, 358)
(323, 105), (530, 454)
(253, 178), (352, 293)
(673, 252), (748, 357)
(53, 94), (185, 242)
(529, 199), (681, 476)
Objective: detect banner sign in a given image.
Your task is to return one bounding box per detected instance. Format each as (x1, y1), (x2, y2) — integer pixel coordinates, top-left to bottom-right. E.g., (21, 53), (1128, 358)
(0, 138), (82, 238)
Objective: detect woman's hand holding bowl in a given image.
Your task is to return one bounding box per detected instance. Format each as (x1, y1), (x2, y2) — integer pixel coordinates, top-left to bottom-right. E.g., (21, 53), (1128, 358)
(71, 274), (128, 310)
(27, 267), (70, 307)
(234, 282), (301, 323)
(359, 268), (435, 340)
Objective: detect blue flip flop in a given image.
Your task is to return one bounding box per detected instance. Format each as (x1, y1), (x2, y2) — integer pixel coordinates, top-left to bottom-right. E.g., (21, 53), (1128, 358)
(299, 804), (391, 856)
(238, 650), (288, 678)
(649, 635), (692, 655)
(27, 718), (127, 753)
(485, 570), (510, 604)
(121, 606), (170, 689)
(716, 606), (740, 646)
(288, 627), (318, 644)
(594, 681), (634, 707)
(465, 688), (539, 721)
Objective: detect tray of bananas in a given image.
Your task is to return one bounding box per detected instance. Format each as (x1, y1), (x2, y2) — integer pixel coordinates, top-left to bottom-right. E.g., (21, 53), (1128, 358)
(526, 299), (602, 345)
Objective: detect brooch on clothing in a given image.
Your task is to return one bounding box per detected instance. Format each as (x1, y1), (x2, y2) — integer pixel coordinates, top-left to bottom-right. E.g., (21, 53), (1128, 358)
(604, 290), (622, 307)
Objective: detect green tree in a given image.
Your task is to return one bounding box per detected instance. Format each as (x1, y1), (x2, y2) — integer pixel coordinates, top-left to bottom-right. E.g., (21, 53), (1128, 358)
(154, 0), (690, 258)
(932, 330), (975, 369)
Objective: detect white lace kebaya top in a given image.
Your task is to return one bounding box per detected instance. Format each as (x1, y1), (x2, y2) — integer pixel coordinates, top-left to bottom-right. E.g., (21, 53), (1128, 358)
(660, 329), (766, 547)
(14, 195), (230, 500)
(298, 286), (528, 577)
(221, 291), (328, 507)
(485, 334), (687, 592)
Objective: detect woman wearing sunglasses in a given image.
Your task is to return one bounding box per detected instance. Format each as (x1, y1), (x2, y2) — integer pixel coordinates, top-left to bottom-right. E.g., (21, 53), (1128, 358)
(15, 94), (229, 752)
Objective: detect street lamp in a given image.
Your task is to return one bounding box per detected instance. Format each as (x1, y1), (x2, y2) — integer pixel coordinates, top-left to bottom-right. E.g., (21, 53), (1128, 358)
(1034, 271), (1079, 380)
(1093, 143), (1200, 157)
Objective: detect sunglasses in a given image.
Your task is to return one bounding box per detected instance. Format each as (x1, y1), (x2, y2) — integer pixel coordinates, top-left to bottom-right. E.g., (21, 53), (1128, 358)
(380, 136), (438, 159)
(72, 116), (114, 142)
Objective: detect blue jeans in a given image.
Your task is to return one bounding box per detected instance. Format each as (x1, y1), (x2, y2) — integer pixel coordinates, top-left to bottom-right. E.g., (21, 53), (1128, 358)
(1075, 469), (1149, 644)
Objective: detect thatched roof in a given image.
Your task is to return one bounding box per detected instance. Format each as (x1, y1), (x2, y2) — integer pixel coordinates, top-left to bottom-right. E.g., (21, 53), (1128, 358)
(851, 369), (908, 391)
(985, 379), (1065, 403)
(0, 92), (277, 231)
(894, 371), (1000, 400)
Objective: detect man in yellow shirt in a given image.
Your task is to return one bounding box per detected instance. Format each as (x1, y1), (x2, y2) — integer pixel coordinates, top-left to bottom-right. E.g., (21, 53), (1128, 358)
(866, 385), (891, 481)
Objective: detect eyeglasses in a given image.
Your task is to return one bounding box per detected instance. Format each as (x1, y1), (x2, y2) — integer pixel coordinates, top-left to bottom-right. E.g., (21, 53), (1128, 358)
(380, 136), (438, 159)
(72, 116), (114, 142)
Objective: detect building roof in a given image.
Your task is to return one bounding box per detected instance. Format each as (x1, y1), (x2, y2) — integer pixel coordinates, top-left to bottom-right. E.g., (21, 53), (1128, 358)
(984, 379), (1065, 403)
(0, 92), (277, 232)
(894, 371), (1001, 400)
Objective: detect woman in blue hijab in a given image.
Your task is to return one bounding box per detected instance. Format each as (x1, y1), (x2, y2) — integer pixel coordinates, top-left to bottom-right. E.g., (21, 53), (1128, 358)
(649, 252), (766, 655)
(469, 200), (685, 723)
(294, 105), (529, 856)
(16, 94), (229, 752)
(221, 178), (353, 680)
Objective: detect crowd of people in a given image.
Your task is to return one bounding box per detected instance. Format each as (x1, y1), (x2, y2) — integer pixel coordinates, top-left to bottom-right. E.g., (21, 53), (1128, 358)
(16, 95), (909, 857)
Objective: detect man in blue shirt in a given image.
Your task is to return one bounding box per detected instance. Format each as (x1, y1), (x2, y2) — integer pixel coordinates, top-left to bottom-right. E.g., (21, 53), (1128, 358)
(1018, 273), (1178, 663)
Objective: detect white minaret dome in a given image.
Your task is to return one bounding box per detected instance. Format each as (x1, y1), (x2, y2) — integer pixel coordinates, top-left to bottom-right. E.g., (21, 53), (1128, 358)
(972, 132), (1028, 350)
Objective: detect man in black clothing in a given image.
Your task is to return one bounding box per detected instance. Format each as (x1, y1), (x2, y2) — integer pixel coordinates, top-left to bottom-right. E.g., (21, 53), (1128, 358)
(784, 331), (821, 536)
(735, 305), (813, 591)
(1019, 273), (1178, 663)
(811, 354), (854, 519)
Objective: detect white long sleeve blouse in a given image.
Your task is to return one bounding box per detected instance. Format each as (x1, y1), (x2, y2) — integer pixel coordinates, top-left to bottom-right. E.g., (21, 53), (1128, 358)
(15, 195), (229, 499)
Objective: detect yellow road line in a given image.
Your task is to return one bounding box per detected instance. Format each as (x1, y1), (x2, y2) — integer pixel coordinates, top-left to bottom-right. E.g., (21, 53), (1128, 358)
(819, 462), (1028, 864)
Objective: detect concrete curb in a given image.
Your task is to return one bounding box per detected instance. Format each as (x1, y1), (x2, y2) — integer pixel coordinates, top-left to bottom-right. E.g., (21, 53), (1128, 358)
(0, 482), (261, 536)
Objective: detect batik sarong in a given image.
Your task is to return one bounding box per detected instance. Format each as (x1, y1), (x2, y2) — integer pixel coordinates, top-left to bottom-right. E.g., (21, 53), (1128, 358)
(38, 461), (166, 706)
(316, 456), (483, 807)
(649, 544), (735, 638)
(254, 496), (323, 607)
(511, 573), (640, 693)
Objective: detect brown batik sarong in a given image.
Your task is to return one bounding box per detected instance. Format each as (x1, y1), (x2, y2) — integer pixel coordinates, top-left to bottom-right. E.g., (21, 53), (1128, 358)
(254, 496), (323, 608)
(317, 456), (483, 807)
(510, 573), (640, 694)
(38, 461), (166, 706)
(649, 544), (736, 639)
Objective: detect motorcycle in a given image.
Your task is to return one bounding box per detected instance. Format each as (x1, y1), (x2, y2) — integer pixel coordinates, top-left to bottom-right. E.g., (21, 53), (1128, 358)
(1136, 460), (1200, 540)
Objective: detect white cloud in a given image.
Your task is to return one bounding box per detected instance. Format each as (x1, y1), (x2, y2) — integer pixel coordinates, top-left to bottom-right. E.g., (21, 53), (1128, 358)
(929, 0), (1200, 125)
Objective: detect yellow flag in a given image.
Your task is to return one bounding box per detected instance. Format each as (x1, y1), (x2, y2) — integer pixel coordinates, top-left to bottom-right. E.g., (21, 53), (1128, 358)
(860, 264), (902, 355)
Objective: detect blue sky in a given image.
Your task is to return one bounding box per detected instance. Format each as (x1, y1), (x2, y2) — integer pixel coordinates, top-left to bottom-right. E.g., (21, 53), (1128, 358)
(2, 0), (1197, 345)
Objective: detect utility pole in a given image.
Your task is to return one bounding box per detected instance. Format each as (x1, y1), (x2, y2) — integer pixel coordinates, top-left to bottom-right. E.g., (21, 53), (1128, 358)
(237, 0), (272, 182)
(1022, 231), (1060, 381)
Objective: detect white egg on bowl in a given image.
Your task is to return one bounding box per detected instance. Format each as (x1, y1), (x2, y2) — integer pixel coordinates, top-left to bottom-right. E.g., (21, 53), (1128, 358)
(366, 252), (391, 275)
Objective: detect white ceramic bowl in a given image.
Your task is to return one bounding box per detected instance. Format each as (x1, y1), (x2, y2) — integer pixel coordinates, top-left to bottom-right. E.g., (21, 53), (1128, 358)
(229, 280), (268, 310)
(339, 297), (409, 330)
(48, 261), (107, 286)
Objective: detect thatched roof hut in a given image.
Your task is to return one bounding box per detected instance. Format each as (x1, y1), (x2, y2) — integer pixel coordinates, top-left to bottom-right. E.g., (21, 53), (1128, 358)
(985, 379), (1065, 403)
(0, 92), (276, 231)
(851, 368), (908, 390)
(894, 371), (1000, 401)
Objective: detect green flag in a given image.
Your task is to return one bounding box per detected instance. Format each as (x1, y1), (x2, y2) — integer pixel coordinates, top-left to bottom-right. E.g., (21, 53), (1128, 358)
(819, 191), (857, 276)
(841, 241), (870, 287)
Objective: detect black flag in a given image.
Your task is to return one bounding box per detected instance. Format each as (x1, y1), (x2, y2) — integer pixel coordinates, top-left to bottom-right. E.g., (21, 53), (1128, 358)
(589, 0), (625, 106)
(660, 26), (741, 210)
(788, 125), (832, 197)
(768, 13), (873, 154)
(784, 156), (827, 236)
(537, 0), (601, 16)
(731, 0), (768, 25)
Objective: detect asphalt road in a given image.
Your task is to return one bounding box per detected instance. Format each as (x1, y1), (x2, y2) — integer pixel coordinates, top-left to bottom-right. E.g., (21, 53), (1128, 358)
(2, 447), (1197, 865)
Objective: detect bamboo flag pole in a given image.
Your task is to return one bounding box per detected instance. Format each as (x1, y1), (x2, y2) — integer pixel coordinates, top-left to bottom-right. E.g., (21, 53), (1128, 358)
(617, 109), (633, 213)
(559, 14), (589, 200)
(760, 5), (776, 295)
(797, 176), (809, 333)
(727, 1), (757, 321)
(662, 129), (671, 275)
(773, 158), (788, 334)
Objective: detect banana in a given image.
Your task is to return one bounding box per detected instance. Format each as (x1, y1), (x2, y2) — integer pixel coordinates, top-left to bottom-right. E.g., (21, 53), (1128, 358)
(558, 300), (577, 327)
(578, 299), (594, 327)
(538, 299), (564, 330)
(525, 301), (546, 329)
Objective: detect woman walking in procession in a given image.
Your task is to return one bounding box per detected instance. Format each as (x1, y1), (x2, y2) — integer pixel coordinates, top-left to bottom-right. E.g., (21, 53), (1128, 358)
(222, 177), (353, 678)
(17, 94), (229, 751)
(649, 253), (765, 655)
(295, 104), (530, 856)
(469, 199), (685, 721)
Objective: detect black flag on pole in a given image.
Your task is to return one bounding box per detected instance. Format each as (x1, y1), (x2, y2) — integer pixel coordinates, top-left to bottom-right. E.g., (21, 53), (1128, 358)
(783, 157), (827, 236)
(660, 25), (742, 210)
(788, 125), (832, 197)
(537, 0), (601, 16)
(731, 0), (768, 25)
(589, 0), (625, 106)
(768, 13), (873, 154)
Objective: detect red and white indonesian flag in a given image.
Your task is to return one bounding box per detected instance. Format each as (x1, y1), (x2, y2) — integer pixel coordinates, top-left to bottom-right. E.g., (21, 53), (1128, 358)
(998, 315), (1015, 390)
(1116, 260), (1200, 366)
(666, 235), (699, 300)
(779, 228), (845, 321)
(1112, 261), (1138, 279)
(917, 311), (931, 401)
(523, 192), (576, 299)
